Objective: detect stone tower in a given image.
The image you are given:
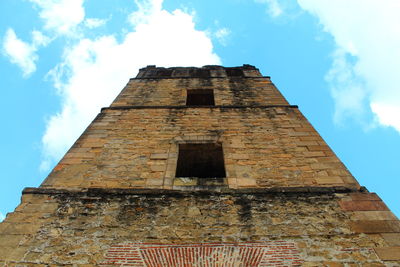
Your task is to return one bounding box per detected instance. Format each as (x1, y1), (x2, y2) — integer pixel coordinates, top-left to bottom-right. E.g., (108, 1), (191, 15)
(0, 65), (399, 266)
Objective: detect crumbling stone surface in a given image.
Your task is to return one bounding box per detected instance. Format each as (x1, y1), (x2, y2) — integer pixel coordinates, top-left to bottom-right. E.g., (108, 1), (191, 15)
(0, 190), (398, 265)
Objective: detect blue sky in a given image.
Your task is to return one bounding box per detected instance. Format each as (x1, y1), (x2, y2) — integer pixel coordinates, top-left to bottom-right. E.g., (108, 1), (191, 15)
(0, 0), (399, 221)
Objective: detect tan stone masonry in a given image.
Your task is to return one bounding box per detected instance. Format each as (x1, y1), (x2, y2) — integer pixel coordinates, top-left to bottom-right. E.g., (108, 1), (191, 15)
(1, 65), (399, 266)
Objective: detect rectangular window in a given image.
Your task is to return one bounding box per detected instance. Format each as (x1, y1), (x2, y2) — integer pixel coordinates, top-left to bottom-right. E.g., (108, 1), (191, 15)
(186, 89), (215, 106)
(176, 143), (226, 178)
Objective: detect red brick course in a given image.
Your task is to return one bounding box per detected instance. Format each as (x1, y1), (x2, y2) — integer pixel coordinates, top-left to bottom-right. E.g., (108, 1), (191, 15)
(100, 242), (303, 266)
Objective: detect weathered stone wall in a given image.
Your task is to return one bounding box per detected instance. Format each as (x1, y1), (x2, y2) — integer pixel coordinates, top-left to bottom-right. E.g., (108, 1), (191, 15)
(42, 69), (356, 190)
(111, 77), (288, 107)
(1, 65), (399, 266)
(41, 107), (358, 190)
(0, 190), (399, 266)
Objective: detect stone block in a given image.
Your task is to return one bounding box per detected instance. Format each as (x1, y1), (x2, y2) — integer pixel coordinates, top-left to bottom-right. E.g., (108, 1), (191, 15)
(146, 178), (164, 186)
(303, 151), (325, 157)
(163, 178), (173, 187)
(23, 202), (59, 213)
(3, 222), (41, 235)
(350, 220), (400, 233)
(0, 246), (16, 261)
(129, 178), (146, 186)
(150, 165), (166, 172)
(60, 158), (83, 164)
(236, 178), (257, 187)
(187, 207), (201, 216)
(374, 247), (400, 261)
(2, 212), (41, 223)
(307, 145), (330, 151)
(350, 193), (381, 201)
(164, 170), (176, 178)
(2, 246), (29, 262)
(235, 165), (252, 176)
(0, 234), (24, 247)
(230, 154), (249, 160)
(315, 177), (344, 184)
(351, 211), (397, 221)
(227, 177), (237, 186)
(150, 153), (169, 160)
(381, 233), (400, 246)
(21, 193), (48, 204)
(339, 200), (389, 211)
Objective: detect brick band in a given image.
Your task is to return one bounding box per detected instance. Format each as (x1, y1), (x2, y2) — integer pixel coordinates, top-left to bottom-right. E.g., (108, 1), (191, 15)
(100, 242), (303, 266)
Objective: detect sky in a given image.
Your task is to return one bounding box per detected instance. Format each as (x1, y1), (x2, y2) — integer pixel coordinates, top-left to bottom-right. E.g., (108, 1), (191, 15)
(0, 0), (399, 221)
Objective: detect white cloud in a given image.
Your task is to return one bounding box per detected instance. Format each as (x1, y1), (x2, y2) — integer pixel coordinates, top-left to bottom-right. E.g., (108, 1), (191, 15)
(325, 49), (368, 125)
(84, 18), (107, 29)
(2, 0), (84, 77)
(32, 30), (51, 47)
(0, 211), (5, 222)
(3, 29), (39, 77)
(129, 0), (163, 26)
(296, 0), (400, 132)
(41, 0), (220, 169)
(255, 0), (283, 17)
(371, 103), (400, 131)
(29, 0), (85, 36)
(214, 28), (231, 46)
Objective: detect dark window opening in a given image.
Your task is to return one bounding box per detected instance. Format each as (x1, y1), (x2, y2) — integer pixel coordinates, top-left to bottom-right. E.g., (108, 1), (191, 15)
(186, 89), (215, 106)
(176, 143), (226, 178)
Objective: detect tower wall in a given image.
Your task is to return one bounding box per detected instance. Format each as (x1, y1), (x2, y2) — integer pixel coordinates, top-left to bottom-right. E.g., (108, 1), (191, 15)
(42, 107), (358, 190)
(0, 65), (399, 266)
(111, 77), (288, 107)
